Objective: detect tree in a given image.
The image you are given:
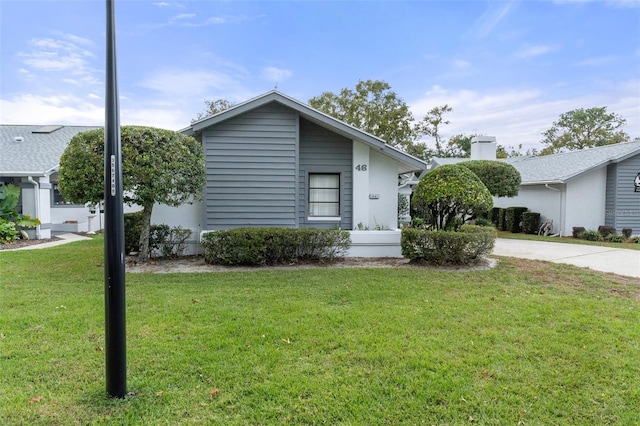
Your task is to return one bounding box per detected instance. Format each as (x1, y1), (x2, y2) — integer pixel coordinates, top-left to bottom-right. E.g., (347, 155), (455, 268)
(58, 126), (205, 259)
(412, 164), (493, 230)
(459, 160), (521, 198)
(444, 134), (473, 157)
(309, 80), (417, 151)
(540, 107), (629, 155)
(192, 99), (235, 123)
(417, 104), (452, 157)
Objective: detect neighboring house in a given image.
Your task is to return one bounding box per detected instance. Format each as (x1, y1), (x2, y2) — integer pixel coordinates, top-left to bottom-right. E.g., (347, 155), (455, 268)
(0, 124), (102, 238)
(154, 90), (427, 256)
(431, 137), (640, 237)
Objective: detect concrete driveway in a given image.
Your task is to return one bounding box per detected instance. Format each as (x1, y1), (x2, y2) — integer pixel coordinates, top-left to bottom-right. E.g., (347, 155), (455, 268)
(493, 238), (640, 278)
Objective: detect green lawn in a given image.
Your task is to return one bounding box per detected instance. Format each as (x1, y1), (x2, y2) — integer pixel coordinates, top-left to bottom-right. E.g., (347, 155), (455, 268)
(1, 237), (639, 425)
(497, 230), (640, 251)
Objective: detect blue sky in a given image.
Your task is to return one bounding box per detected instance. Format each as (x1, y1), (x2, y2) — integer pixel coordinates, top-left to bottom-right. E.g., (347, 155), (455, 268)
(1, 0), (638, 152)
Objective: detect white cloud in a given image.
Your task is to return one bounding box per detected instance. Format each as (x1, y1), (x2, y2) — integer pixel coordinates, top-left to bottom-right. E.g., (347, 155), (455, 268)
(0, 94), (103, 125)
(572, 56), (616, 67)
(261, 66), (293, 84)
(139, 68), (252, 101)
(410, 82), (640, 152)
(17, 35), (101, 86)
(515, 44), (559, 58)
(469, 1), (516, 37)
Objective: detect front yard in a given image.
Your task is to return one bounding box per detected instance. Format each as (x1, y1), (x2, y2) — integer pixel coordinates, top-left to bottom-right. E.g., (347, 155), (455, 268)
(1, 236), (639, 424)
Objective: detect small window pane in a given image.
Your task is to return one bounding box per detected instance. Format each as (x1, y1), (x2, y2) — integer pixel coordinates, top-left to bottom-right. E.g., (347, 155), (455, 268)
(309, 173), (340, 217)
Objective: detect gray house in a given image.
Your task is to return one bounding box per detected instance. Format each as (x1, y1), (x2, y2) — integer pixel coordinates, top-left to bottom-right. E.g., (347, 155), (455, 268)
(175, 90), (426, 231)
(0, 124), (101, 238)
(432, 138), (640, 236)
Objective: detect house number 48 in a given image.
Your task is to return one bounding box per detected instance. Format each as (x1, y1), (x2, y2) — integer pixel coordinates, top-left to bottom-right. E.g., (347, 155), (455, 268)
(355, 164), (368, 171)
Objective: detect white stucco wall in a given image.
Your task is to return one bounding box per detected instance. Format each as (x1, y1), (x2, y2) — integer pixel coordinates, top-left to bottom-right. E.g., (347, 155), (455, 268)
(493, 185), (563, 234)
(565, 168), (607, 235)
(152, 201), (204, 255)
(352, 141), (370, 229)
(368, 150), (399, 230)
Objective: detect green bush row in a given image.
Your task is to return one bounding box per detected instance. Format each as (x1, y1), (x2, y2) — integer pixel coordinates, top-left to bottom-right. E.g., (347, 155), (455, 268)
(401, 224), (496, 265)
(201, 227), (352, 266)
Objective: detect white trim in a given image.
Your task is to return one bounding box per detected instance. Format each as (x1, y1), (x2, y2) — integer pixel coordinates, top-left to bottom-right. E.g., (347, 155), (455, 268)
(307, 216), (341, 221)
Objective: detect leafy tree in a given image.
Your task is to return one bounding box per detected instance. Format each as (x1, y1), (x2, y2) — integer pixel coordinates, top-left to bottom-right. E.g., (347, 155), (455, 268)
(459, 160), (521, 197)
(417, 104), (452, 157)
(309, 80), (417, 151)
(444, 134), (473, 157)
(540, 107), (629, 155)
(412, 164), (493, 230)
(192, 99), (235, 123)
(59, 126), (205, 259)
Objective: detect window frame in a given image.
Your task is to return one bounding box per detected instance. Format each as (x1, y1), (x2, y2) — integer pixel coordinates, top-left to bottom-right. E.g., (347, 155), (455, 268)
(307, 172), (341, 221)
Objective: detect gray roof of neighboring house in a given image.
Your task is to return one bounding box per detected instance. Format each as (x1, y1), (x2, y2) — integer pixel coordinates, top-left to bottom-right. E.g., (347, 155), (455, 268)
(0, 125), (101, 177)
(431, 140), (640, 185)
(183, 90), (427, 174)
(503, 141), (640, 184)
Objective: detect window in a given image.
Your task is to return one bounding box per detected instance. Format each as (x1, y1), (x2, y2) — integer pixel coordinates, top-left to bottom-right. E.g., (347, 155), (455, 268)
(308, 173), (340, 217)
(52, 183), (79, 206)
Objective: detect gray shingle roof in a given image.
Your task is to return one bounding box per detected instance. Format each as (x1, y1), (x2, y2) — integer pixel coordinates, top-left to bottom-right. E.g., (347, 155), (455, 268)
(0, 125), (101, 176)
(503, 141), (640, 184)
(431, 140), (640, 185)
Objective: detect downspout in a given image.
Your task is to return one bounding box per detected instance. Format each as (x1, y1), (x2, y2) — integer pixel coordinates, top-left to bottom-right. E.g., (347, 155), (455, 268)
(27, 176), (41, 239)
(544, 184), (562, 237)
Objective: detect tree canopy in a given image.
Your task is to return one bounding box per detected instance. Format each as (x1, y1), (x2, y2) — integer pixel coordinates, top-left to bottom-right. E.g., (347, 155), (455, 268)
(540, 107), (629, 155)
(192, 99), (235, 123)
(59, 126), (205, 259)
(412, 164), (493, 230)
(309, 80), (417, 151)
(459, 160), (521, 198)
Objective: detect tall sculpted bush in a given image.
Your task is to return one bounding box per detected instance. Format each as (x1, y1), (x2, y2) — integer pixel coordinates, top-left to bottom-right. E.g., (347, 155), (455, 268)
(412, 164), (493, 230)
(459, 160), (521, 198)
(59, 126), (205, 259)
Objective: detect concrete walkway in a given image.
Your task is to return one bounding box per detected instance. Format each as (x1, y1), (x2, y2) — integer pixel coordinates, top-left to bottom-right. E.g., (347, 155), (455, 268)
(493, 238), (640, 278)
(1, 233), (92, 251)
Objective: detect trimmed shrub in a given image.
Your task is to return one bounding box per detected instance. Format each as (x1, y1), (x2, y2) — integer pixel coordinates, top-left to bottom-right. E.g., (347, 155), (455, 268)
(149, 224), (192, 258)
(598, 225), (616, 238)
(631, 236), (640, 244)
(490, 207), (501, 227)
(505, 207), (528, 233)
(474, 217), (494, 227)
(201, 228), (351, 266)
(521, 212), (540, 235)
(622, 228), (632, 239)
(459, 160), (521, 197)
(124, 211), (144, 254)
(580, 230), (603, 241)
(401, 225), (496, 265)
(412, 164), (493, 230)
(572, 227), (586, 238)
(605, 233), (625, 243)
(497, 208), (508, 231)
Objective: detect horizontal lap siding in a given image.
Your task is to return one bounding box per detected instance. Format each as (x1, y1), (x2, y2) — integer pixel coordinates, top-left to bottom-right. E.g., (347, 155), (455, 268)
(298, 118), (353, 229)
(203, 103), (297, 230)
(610, 154), (640, 232)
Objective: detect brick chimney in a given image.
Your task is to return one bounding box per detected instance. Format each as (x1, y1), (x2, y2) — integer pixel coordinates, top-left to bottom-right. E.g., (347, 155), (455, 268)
(470, 136), (497, 160)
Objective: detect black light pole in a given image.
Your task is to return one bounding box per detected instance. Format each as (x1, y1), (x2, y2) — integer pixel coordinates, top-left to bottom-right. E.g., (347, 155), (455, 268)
(104, 0), (126, 398)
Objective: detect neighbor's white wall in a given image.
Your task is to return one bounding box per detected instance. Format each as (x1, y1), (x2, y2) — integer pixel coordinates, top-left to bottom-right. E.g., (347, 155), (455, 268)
(152, 201), (204, 255)
(494, 185), (564, 233)
(352, 141), (370, 229)
(368, 150), (399, 230)
(565, 168), (607, 235)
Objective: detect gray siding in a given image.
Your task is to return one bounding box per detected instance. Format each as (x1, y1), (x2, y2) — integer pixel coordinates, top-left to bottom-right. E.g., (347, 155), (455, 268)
(605, 164), (617, 227)
(298, 118), (353, 229)
(608, 153), (640, 233)
(203, 102), (298, 229)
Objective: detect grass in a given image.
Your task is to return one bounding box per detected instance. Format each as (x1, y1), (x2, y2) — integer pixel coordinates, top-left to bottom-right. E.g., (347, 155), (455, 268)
(497, 230), (640, 251)
(1, 237), (640, 425)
